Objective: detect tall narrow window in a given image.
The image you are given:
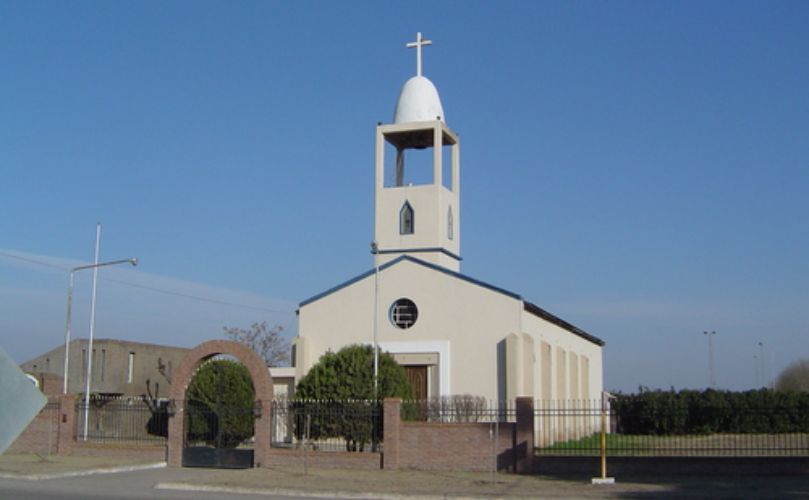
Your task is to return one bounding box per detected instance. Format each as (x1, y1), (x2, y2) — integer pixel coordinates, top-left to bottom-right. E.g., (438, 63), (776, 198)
(128, 352), (135, 383)
(400, 202), (414, 235)
(447, 206), (454, 240)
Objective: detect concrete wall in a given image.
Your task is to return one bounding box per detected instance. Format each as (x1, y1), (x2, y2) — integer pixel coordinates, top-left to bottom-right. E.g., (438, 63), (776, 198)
(21, 339), (188, 397)
(521, 311), (603, 402)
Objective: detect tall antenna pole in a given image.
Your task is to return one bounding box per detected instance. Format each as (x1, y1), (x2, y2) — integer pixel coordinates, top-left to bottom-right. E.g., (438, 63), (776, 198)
(704, 330), (717, 389)
(371, 241), (379, 399)
(83, 223), (101, 440)
(63, 271), (75, 394)
(758, 341), (766, 388)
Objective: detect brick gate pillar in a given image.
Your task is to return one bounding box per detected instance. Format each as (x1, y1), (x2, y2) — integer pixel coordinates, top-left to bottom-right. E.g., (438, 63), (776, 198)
(56, 394), (75, 456)
(515, 397), (534, 473)
(166, 400), (184, 466)
(254, 397), (272, 468)
(382, 398), (401, 470)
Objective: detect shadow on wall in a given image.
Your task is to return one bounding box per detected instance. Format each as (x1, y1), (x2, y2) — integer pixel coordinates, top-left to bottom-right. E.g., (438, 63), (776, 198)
(496, 339), (507, 404)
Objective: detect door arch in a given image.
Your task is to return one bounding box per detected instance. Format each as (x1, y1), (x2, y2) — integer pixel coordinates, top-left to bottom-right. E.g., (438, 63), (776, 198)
(167, 340), (273, 467)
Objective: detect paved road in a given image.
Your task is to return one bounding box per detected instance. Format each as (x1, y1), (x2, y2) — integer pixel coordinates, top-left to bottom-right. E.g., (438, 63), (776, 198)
(0, 468), (344, 500)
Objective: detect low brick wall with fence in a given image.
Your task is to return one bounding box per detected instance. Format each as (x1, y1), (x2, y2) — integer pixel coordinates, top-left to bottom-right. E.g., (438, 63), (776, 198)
(8, 394), (168, 460)
(9, 395), (75, 456)
(383, 397), (534, 472)
(399, 421), (517, 471)
(8, 401), (60, 455)
(534, 456), (809, 476)
(15, 392), (809, 475)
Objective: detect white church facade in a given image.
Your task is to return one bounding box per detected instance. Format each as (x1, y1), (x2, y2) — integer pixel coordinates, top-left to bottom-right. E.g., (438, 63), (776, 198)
(294, 33), (604, 404)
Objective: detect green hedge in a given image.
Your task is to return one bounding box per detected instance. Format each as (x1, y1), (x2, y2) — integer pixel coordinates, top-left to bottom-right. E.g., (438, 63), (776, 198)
(612, 389), (809, 435)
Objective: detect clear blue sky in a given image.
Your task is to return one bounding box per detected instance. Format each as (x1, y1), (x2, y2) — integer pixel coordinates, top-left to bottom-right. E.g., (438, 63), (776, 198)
(2, 1), (807, 393)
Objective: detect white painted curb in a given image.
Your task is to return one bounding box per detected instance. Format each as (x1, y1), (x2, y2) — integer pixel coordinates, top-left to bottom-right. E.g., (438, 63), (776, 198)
(0, 461), (166, 480)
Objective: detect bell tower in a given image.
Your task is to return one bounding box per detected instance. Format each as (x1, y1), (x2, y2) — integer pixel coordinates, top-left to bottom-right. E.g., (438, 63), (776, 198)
(374, 33), (461, 272)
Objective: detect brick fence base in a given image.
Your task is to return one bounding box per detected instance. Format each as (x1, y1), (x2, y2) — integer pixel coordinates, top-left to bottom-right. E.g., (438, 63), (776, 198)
(70, 442), (167, 462)
(265, 448), (381, 470)
(382, 397), (534, 472)
(9, 395), (75, 456)
(535, 456), (809, 476)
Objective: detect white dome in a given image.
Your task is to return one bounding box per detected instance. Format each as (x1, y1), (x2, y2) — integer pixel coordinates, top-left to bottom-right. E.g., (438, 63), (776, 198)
(393, 76), (445, 124)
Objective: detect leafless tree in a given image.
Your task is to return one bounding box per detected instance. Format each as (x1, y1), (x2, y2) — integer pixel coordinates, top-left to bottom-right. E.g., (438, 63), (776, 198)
(775, 359), (809, 392)
(223, 321), (289, 367)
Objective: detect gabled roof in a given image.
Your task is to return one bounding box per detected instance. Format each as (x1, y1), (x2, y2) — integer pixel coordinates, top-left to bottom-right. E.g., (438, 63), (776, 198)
(298, 255), (604, 347)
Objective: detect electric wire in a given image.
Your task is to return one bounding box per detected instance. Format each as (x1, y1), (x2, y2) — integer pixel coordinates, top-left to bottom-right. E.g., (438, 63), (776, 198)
(0, 250), (295, 315)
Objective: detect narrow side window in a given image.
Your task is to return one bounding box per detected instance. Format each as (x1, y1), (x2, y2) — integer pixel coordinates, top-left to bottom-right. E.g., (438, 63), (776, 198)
(447, 206), (454, 240)
(400, 202), (414, 235)
(128, 352), (135, 383)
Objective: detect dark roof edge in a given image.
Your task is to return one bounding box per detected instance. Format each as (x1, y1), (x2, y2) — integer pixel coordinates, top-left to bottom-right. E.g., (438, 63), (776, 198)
(523, 301), (605, 347)
(377, 247), (462, 261)
(299, 258), (397, 308)
(299, 255), (520, 308)
(407, 256), (522, 300)
(297, 257), (605, 348)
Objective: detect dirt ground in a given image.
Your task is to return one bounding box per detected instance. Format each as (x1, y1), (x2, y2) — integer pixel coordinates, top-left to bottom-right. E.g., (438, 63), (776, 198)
(3, 453), (808, 498)
(169, 465), (809, 499)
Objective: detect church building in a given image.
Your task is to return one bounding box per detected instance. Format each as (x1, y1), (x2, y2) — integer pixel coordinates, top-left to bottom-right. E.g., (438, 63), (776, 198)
(294, 34), (604, 404)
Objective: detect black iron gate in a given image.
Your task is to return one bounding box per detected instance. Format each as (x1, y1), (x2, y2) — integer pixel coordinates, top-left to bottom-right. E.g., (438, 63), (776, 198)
(181, 361), (257, 469)
(181, 401), (256, 468)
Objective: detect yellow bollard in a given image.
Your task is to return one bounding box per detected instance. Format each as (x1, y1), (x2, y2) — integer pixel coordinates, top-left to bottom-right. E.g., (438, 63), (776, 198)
(592, 391), (615, 485)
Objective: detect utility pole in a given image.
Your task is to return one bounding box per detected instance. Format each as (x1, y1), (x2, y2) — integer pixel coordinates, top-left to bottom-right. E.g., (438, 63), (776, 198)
(703, 331), (717, 389)
(758, 342), (766, 388)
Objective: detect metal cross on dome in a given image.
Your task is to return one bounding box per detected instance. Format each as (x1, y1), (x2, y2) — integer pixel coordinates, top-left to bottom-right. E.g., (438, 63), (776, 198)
(406, 32), (432, 77)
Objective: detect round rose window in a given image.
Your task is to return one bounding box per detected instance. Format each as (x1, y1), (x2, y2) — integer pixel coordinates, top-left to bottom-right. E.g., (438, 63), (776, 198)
(389, 298), (418, 329)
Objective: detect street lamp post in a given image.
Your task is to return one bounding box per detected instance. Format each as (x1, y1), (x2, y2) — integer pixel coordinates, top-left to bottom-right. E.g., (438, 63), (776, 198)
(62, 257), (138, 395)
(703, 330), (717, 389)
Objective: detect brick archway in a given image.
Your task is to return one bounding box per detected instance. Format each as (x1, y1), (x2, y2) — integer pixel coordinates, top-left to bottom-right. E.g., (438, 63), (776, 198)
(167, 340), (273, 467)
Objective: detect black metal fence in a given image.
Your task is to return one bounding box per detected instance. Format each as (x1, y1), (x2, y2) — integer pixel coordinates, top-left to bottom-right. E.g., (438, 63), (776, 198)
(74, 396), (168, 444)
(271, 398), (382, 453)
(535, 399), (809, 457)
(184, 400), (257, 448)
(402, 396), (516, 423)
(182, 400), (256, 468)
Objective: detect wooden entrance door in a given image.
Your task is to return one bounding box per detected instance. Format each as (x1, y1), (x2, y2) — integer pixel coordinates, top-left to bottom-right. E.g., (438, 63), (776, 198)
(405, 365), (428, 400)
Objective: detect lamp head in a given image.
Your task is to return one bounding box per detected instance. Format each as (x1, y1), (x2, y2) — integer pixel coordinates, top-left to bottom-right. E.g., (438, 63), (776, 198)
(130, 258), (138, 267)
